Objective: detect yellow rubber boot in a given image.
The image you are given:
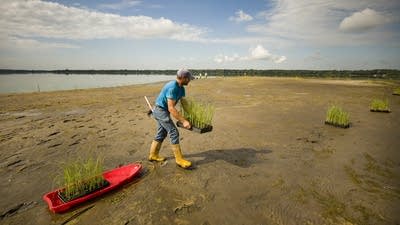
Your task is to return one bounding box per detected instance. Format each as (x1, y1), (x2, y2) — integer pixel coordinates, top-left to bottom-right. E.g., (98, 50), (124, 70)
(148, 140), (166, 162)
(171, 144), (192, 169)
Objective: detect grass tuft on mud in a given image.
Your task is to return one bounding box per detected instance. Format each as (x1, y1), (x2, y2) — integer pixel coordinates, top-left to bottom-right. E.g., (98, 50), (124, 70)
(370, 99), (390, 112)
(325, 105), (350, 127)
(393, 87), (400, 95)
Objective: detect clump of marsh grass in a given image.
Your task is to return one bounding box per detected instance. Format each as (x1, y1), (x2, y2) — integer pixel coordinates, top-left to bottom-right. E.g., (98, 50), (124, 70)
(393, 87), (400, 95)
(370, 99), (390, 112)
(180, 98), (215, 129)
(57, 156), (107, 202)
(325, 105), (350, 128)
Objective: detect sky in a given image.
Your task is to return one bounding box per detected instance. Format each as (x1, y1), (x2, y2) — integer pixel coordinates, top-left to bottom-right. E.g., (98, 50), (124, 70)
(0, 0), (399, 70)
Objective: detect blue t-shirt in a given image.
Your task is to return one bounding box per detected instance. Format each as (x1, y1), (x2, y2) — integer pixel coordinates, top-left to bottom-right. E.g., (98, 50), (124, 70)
(155, 80), (185, 109)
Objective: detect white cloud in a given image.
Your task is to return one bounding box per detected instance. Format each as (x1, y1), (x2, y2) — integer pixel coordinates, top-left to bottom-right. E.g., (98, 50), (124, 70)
(339, 8), (391, 32)
(0, 36), (80, 49)
(0, 0), (205, 44)
(229, 10), (253, 22)
(99, 0), (141, 10)
(249, 45), (286, 63)
(248, 0), (400, 46)
(250, 45), (271, 59)
(214, 54), (241, 63)
(214, 45), (286, 63)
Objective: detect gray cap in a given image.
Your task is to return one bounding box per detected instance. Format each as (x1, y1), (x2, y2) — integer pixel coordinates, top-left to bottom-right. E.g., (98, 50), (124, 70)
(177, 68), (195, 80)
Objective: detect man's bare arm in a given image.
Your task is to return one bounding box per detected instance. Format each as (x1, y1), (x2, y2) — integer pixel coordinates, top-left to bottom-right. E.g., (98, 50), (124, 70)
(167, 99), (191, 128)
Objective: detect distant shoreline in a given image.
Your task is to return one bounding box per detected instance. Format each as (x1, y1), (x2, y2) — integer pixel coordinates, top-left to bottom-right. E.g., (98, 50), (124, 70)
(0, 69), (399, 79)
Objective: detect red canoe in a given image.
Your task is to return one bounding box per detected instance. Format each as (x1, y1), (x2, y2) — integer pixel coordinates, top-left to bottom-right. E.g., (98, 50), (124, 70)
(43, 163), (142, 213)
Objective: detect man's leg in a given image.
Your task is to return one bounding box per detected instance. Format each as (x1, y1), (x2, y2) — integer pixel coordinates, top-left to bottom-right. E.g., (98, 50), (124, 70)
(157, 120), (191, 168)
(154, 121), (168, 143)
(152, 107), (191, 168)
(148, 119), (168, 162)
(171, 143), (192, 168)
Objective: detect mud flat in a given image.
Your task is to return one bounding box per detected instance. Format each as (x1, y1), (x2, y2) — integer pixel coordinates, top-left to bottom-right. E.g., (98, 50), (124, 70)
(0, 77), (399, 225)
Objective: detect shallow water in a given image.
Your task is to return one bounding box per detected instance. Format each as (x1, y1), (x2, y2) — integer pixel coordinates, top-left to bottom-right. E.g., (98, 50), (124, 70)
(0, 73), (174, 94)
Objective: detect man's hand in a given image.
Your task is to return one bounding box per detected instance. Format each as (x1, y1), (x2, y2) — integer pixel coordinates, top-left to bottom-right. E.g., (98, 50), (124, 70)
(182, 120), (191, 129)
(167, 99), (191, 129)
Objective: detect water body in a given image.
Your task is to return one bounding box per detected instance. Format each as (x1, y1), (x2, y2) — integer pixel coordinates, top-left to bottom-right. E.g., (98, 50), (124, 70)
(0, 73), (175, 94)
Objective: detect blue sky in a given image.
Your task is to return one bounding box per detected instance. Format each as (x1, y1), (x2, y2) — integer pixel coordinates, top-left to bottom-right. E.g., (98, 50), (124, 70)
(0, 0), (399, 70)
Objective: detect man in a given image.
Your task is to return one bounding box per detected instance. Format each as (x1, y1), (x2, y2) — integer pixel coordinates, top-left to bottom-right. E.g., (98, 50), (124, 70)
(148, 68), (194, 169)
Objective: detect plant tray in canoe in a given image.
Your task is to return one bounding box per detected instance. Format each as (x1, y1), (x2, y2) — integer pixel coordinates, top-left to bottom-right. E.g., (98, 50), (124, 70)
(324, 121), (350, 129)
(370, 109), (391, 113)
(176, 121), (213, 134)
(43, 163), (142, 213)
(57, 179), (110, 203)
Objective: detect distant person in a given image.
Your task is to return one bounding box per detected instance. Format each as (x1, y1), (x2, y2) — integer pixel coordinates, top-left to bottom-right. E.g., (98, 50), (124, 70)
(148, 69), (194, 169)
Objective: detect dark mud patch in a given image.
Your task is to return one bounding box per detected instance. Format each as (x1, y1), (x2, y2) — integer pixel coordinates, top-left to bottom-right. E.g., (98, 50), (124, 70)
(0, 201), (37, 220)
(187, 148), (272, 168)
(60, 205), (95, 225)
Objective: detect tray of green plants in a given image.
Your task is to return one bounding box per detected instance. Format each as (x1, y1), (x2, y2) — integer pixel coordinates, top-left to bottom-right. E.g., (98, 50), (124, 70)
(393, 87), (400, 96)
(176, 121), (213, 133)
(325, 105), (350, 128)
(57, 179), (110, 203)
(43, 156), (142, 213)
(370, 99), (391, 113)
(178, 98), (214, 134)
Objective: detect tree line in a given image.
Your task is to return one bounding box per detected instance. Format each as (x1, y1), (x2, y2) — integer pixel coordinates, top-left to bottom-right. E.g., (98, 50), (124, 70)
(0, 69), (399, 79)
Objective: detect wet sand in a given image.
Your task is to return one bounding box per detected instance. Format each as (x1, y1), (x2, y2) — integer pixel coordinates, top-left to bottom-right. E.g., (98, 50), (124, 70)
(0, 77), (399, 225)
